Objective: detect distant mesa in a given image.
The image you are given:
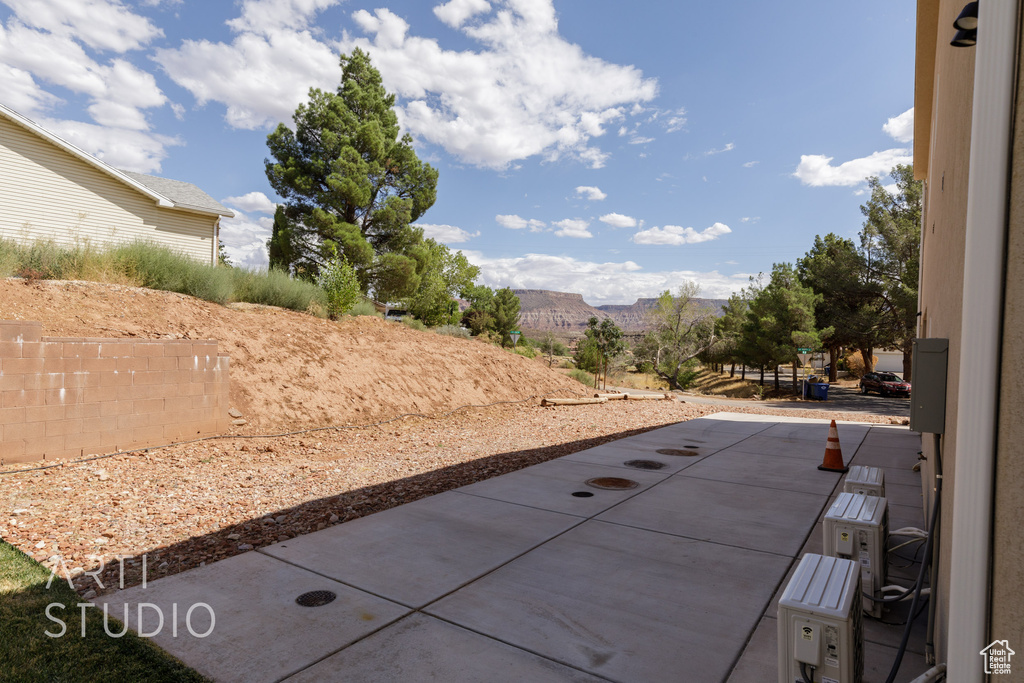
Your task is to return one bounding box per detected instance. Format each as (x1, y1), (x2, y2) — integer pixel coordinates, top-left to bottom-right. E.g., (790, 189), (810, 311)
(513, 289), (726, 335)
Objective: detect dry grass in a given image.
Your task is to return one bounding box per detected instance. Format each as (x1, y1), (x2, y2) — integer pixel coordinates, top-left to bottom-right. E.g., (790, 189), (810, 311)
(687, 367), (761, 398)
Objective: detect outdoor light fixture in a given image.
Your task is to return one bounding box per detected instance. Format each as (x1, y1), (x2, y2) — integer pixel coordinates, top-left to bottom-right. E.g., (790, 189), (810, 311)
(951, 1), (978, 47)
(954, 1), (979, 30)
(951, 28), (978, 47)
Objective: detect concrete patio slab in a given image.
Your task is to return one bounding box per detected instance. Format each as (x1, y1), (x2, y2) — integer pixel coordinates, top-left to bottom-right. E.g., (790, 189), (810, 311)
(721, 433), (860, 461)
(260, 491), (581, 608)
(284, 612), (605, 682)
(96, 550), (410, 683)
(755, 420), (871, 444)
(883, 482), (925, 509)
(454, 458), (668, 517)
(596, 475), (830, 556)
(561, 443), (711, 474)
(848, 444), (921, 470)
(427, 520), (791, 683)
(681, 449), (845, 496)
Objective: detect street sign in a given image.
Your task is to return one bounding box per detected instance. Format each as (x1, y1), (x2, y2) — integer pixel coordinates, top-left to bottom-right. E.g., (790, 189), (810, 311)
(797, 347), (812, 353)
(510, 330), (521, 347)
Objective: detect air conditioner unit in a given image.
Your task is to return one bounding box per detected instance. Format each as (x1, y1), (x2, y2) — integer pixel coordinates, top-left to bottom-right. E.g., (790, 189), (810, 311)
(823, 492), (889, 618)
(777, 553), (864, 683)
(843, 465), (885, 498)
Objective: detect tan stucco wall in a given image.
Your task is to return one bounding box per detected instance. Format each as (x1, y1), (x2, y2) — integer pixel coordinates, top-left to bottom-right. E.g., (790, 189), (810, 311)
(0, 116), (217, 265)
(990, 13), (1024, 654)
(914, 0), (976, 662)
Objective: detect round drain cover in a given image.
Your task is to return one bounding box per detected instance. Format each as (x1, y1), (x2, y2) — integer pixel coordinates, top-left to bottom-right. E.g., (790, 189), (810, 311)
(296, 590), (337, 607)
(623, 460), (666, 470)
(585, 477), (639, 490)
(683, 445), (701, 449)
(571, 491), (595, 498)
(656, 448), (700, 457)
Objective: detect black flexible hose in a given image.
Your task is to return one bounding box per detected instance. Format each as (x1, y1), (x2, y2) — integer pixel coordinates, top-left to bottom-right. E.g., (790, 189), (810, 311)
(885, 486), (941, 683)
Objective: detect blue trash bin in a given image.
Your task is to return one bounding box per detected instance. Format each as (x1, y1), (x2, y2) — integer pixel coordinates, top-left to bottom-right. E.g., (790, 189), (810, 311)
(812, 383), (829, 400)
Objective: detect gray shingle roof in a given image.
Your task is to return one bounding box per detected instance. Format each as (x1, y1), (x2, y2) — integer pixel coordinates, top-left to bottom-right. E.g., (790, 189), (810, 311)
(120, 171), (234, 217)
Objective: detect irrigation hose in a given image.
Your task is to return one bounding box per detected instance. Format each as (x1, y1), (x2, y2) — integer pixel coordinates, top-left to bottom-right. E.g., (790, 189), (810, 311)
(885, 486), (941, 683)
(0, 389), (581, 476)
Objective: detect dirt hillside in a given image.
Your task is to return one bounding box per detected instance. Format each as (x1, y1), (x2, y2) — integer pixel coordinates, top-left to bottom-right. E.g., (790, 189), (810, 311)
(0, 279), (586, 431)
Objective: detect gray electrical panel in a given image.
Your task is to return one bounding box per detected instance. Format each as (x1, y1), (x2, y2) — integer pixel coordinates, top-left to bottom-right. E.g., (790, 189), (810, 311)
(909, 338), (948, 434)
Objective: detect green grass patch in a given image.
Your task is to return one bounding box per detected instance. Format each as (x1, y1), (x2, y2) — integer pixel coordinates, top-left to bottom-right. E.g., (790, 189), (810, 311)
(347, 299), (382, 317)
(0, 238), (328, 314)
(434, 324), (470, 339)
(0, 541), (208, 682)
(229, 267), (327, 314)
(567, 368), (596, 387)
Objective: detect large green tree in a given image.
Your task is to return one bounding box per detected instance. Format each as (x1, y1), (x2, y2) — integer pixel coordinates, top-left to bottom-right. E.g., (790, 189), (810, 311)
(714, 292), (750, 379)
(742, 264), (822, 392)
(581, 317), (625, 391)
(644, 282), (717, 390)
(860, 164), (922, 379)
(405, 239), (479, 326)
(265, 48), (438, 299)
(491, 288), (522, 347)
(797, 233), (876, 382)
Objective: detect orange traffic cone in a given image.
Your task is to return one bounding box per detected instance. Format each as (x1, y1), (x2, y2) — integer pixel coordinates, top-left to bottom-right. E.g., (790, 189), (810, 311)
(817, 419), (848, 473)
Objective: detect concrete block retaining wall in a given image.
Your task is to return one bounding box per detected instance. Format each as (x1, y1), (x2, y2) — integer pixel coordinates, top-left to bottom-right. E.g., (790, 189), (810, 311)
(0, 320), (229, 464)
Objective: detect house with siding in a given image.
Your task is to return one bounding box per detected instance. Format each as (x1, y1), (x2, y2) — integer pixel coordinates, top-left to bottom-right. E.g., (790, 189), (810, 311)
(0, 103), (233, 265)
(913, 1), (1024, 680)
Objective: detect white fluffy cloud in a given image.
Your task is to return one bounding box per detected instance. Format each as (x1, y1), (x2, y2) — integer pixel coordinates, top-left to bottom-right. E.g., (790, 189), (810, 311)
(219, 208), (273, 270)
(553, 218), (592, 239)
(793, 149), (913, 187)
(223, 191), (277, 214)
(414, 223), (480, 243)
(463, 251), (749, 304)
(599, 213), (637, 228)
(39, 117), (181, 173)
(574, 185), (606, 201)
(434, 0), (492, 28)
(496, 214), (546, 232)
(0, 2), (174, 170)
(883, 108), (914, 143)
(342, 2), (657, 169)
(632, 222), (731, 246)
(2, 0), (163, 53)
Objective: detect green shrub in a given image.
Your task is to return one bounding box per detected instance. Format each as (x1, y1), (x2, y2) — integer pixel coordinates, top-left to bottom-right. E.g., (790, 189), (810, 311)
(401, 316), (427, 331)
(636, 361), (655, 374)
(513, 345), (537, 358)
(230, 267), (327, 313)
(568, 368), (596, 387)
(347, 299), (381, 317)
(435, 324), (470, 339)
(316, 256), (361, 319)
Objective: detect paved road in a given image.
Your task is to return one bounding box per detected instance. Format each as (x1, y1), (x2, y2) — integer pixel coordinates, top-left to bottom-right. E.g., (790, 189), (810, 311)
(678, 384), (911, 418)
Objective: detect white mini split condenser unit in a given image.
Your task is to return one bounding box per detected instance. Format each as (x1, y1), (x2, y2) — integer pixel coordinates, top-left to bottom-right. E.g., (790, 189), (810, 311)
(777, 553), (864, 683)
(823, 492), (889, 618)
(842, 465), (885, 498)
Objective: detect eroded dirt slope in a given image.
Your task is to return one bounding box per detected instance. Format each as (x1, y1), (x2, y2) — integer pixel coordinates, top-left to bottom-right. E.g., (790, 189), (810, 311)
(0, 279), (585, 431)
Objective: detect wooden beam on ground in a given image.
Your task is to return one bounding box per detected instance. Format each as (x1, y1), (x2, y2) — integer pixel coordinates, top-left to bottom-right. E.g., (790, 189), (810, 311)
(624, 393), (672, 400)
(542, 397), (608, 406)
(594, 393), (626, 400)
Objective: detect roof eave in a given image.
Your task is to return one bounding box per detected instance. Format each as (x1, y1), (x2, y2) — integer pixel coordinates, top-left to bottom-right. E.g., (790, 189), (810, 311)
(0, 103), (177, 208)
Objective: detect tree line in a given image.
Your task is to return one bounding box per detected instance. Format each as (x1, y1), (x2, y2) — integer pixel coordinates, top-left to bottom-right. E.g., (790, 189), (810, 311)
(574, 164), (921, 392)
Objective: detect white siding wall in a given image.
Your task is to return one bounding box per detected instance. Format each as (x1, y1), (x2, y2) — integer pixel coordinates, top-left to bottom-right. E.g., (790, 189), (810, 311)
(0, 117), (216, 264)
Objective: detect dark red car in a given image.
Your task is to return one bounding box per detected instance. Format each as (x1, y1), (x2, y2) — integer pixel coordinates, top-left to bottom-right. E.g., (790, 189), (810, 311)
(860, 372), (911, 397)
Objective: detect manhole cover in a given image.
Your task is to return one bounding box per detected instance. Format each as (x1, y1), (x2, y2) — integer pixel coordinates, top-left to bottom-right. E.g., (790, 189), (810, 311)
(296, 590), (337, 607)
(585, 477), (639, 490)
(623, 460), (667, 470)
(656, 448), (700, 457)
(571, 491), (595, 498)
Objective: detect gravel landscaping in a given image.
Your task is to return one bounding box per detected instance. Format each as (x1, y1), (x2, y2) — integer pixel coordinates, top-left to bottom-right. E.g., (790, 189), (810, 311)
(1, 398), (904, 599)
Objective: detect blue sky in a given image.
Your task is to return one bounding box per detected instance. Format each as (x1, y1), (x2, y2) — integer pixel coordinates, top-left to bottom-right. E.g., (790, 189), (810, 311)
(0, 0), (916, 304)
